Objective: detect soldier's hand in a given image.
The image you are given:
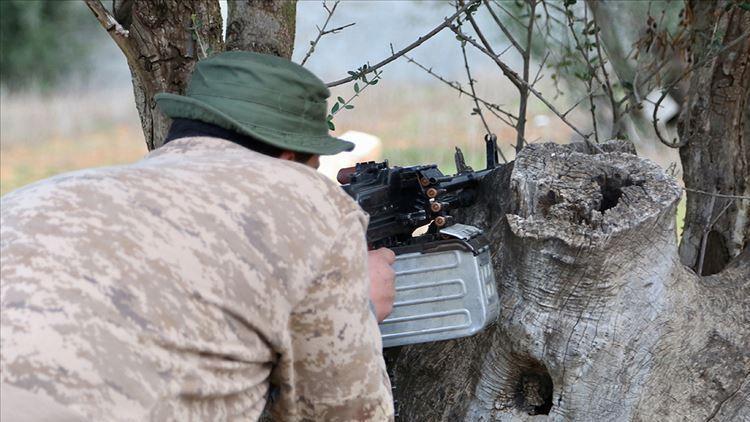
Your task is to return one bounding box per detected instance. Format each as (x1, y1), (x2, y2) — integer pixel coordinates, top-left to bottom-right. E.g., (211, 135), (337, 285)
(368, 248), (396, 323)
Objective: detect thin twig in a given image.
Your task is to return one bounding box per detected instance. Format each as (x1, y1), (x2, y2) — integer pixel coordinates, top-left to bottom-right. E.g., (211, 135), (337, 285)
(325, 0), (481, 87)
(301, 1), (355, 66)
(696, 195), (735, 276)
(459, 35), (491, 135)
(531, 51), (550, 87)
(401, 52), (518, 126)
(454, 6), (509, 164)
(652, 30), (750, 148)
(562, 94), (589, 117)
(684, 188), (750, 201)
(462, 54), (509, 163)
(514, 0), (538, 152)
(497, 43), (514, 58)
(564, 4), (602, 143)
(462, 0), (528, 151)
(451, 24), (601, 151)
(593, 22), (620, 137)
(484, 0), (525, 55)
(491, 0), (525, 27)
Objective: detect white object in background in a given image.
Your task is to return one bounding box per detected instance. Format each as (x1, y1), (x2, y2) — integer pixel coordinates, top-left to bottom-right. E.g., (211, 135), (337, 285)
(318, 130), (382, 181)
(643, 89), (680, 123)
(532, 114), (550, 128)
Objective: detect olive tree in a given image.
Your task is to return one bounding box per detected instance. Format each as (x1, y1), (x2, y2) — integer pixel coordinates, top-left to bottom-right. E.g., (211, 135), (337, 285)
(87, 0), (748, 420)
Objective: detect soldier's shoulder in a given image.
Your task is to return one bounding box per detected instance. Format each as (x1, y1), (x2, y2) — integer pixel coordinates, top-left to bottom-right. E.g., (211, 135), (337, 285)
(269, 157), (362, 217)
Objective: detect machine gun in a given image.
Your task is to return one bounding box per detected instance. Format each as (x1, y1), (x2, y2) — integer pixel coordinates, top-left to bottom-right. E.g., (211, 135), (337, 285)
(339, 135), (502, 348)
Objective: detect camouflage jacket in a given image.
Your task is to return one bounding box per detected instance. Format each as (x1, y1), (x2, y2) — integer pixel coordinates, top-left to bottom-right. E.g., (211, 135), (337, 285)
(0, 137), (394, 421)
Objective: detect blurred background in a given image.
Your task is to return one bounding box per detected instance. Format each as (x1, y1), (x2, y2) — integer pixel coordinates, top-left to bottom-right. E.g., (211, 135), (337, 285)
(0, 0), (682, 218)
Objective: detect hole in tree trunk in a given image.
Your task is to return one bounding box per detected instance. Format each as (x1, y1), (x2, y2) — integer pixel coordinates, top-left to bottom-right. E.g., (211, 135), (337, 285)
(700, 230), (730, 276)
(513, 359), (553, 415)
(595, 172), (642, 213)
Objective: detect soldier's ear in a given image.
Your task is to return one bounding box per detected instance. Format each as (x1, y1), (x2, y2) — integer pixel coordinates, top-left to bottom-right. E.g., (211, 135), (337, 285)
(278, 150), (296, 161)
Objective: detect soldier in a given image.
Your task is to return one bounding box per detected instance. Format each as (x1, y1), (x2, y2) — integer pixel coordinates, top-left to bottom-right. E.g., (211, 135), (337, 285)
(1, 52), (395, 421)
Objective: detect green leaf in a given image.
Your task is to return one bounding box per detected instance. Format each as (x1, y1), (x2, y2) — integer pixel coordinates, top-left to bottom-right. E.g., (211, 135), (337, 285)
(337, 96), (345, 104)
(327, 120), (335, 130)
(331, 103), (340, 113)
(345, 105), (354, 110)
(370, 79), (379, 85)
(739, 2), (750, 11)
(354, 83), (360, 93)
(348, 70), (358, 76)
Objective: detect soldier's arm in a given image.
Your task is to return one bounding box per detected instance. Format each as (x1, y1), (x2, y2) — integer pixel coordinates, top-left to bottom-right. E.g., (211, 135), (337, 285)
(367, 248), (396, 322)
(277, 210), (394, 420)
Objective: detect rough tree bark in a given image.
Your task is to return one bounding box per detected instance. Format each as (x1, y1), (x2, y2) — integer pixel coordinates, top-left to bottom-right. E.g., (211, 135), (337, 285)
(225, 0), (296, 58)
(677, 1), (750, 275)
(86, 0), (297, 150)
(391, 140), (749, 421)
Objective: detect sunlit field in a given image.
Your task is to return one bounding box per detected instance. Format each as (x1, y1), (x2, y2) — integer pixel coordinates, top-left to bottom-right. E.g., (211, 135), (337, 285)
(0, 82), (685, 236)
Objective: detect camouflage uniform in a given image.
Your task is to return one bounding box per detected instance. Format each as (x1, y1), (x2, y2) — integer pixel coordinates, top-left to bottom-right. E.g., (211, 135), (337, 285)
(0, 137), (394, 421)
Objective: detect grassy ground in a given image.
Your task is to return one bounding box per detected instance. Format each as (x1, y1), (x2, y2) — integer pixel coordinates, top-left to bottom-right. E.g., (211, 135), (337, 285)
(0, 125), (146, 195)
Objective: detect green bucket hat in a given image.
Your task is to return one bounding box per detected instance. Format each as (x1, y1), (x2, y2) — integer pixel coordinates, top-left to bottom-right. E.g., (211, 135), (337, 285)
(154, 51), (354, 155)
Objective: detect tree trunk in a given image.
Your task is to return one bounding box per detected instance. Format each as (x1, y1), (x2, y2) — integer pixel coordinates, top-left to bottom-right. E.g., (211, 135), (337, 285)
(677, 1), (750, 275)
(225, 0), (297, 59)
(391, 140), (749, 421)
(87, 0), (297, 150)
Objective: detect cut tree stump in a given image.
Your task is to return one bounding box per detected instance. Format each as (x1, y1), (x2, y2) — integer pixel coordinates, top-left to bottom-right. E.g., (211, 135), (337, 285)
(390, 140), (749, 421)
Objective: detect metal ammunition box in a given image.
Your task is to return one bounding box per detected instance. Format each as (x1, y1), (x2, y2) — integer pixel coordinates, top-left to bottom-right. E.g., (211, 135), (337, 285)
(379, 224), (500, 348)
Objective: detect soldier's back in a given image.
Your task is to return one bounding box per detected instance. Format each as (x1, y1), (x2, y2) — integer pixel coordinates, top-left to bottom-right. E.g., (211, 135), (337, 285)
(0, 137), (373, 420)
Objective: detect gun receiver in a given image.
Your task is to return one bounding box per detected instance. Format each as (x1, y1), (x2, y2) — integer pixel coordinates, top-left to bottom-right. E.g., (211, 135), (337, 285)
(340, 134), (499, 249)
(340, 135), (501, 348)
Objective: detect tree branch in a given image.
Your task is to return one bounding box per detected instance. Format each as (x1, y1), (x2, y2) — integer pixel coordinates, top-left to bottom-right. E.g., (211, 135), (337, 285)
(531, 51), (550, 87)
(461, 0), (528, 151)
(451, 24), (600, 150)
(490, 0), (525, 27)
(84, 0), (137, 65)
(684, 188), (750, 201)
(401, 52), (518, 127)
(455, 7), (508, 164)
(514, 0), (538, 152)
(593, 23), (621, 137)
(325, 0), (481, 87)
(484, 0), (525, 55)
(84, 0), (153, 110)
(301, 1), (355, 66)
(564, 4), (603, 143)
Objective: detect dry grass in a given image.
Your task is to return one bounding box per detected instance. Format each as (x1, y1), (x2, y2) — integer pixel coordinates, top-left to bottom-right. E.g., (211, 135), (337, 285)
(0, 125), (146, 195)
